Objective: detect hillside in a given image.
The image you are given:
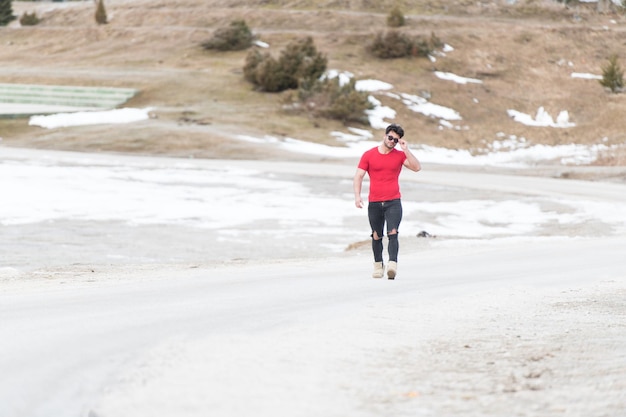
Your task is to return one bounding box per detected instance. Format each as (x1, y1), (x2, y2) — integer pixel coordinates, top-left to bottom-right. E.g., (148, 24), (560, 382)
(1, 0), (626, 167)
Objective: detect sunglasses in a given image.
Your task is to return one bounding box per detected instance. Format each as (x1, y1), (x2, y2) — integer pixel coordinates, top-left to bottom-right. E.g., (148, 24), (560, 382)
(387, 135), (399, 144)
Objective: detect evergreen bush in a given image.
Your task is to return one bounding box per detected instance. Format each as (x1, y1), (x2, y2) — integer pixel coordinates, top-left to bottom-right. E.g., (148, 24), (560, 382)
(368, 30), (416, 59)
(19, 11), (40, 26)
(244, 36), (327, 93)
(0, 0), (16, 26)
(278, 37), (327, 90)
(367, 30), (441, 59)
(243, 49), (265, 84)
(300, 77), (373, 124)
(387, 8), (405, 28)
(600, 54), (624, 93)
(286, 75), (372, 124)
(95, 0), (107, 25)
(202, 20), (254, 51)
(244, 38), (369, 123)
(255, 56), (289, 93)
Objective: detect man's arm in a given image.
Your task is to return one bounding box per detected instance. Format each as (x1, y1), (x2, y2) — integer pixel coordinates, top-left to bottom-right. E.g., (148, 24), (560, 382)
(399, 139), (421, 172)
(353, 168), (366, 208)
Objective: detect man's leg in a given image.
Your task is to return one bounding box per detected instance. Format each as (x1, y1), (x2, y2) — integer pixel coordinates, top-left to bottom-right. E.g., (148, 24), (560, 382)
(368, 202), (385, 262)
(385, 200), (403, 279)
(368, 202), (385, 277)
(388, 233), (399, 261)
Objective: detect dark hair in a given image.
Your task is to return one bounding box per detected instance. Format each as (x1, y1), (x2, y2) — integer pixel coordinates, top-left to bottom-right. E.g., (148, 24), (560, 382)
(386, 123), (404, 138)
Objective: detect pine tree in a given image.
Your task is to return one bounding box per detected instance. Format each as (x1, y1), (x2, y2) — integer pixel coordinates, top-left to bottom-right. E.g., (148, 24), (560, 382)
(600, 54), (624, 93)
(0, 0), (16, 26)
(95, 0), (107, 25)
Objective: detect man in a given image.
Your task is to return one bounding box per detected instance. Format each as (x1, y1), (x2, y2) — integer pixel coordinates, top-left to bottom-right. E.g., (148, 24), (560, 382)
(353, 123), (421, 279)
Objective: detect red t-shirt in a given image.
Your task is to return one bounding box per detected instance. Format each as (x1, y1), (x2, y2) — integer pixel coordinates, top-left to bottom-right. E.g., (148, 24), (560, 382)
(358, 146), (407, 202)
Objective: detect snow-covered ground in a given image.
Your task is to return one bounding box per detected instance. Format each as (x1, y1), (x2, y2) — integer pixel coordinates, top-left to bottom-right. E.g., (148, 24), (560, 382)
(1, 146), (625, 275)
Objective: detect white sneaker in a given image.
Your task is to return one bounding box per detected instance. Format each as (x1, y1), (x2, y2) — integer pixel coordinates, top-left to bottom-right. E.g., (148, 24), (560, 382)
(387, 261), (397, 280)
(372, 262), (384, 278)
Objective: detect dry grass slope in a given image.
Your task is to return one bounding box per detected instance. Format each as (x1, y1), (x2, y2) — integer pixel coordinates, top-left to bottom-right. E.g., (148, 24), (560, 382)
(1, 0), (625, 165)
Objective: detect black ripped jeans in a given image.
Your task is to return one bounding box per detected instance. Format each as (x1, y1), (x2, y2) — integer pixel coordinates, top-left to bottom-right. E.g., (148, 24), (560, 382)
(368, 198), (402, 263)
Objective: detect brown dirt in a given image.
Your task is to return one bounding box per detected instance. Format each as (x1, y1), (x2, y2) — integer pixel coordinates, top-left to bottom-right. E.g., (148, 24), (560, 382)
(2, 0), (626, 167)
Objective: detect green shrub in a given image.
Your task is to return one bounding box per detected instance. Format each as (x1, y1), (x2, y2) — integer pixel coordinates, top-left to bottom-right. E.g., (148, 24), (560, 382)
(368, 30), (415, 59)
(244, 36), (327, 93)
(278, 37), (327, 90)
(0, 0), (16, 26)
(245, 38), (368, 123)
(600, 54), (624, 93)
(243, 49), (265, 84)
(202, 19), (254, 51)
(316, 77), (373, 124)
(291, 76), (373, 125)
(367, 30), (442, 59)
(255, 56), (289, 93)
(387, 8), (405, 28)
(19, 11), (39, 26)
(244, 51), (289, 92)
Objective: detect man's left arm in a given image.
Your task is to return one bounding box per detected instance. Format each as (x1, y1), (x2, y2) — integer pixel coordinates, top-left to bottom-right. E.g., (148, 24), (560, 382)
(399, 139), (421, 172)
